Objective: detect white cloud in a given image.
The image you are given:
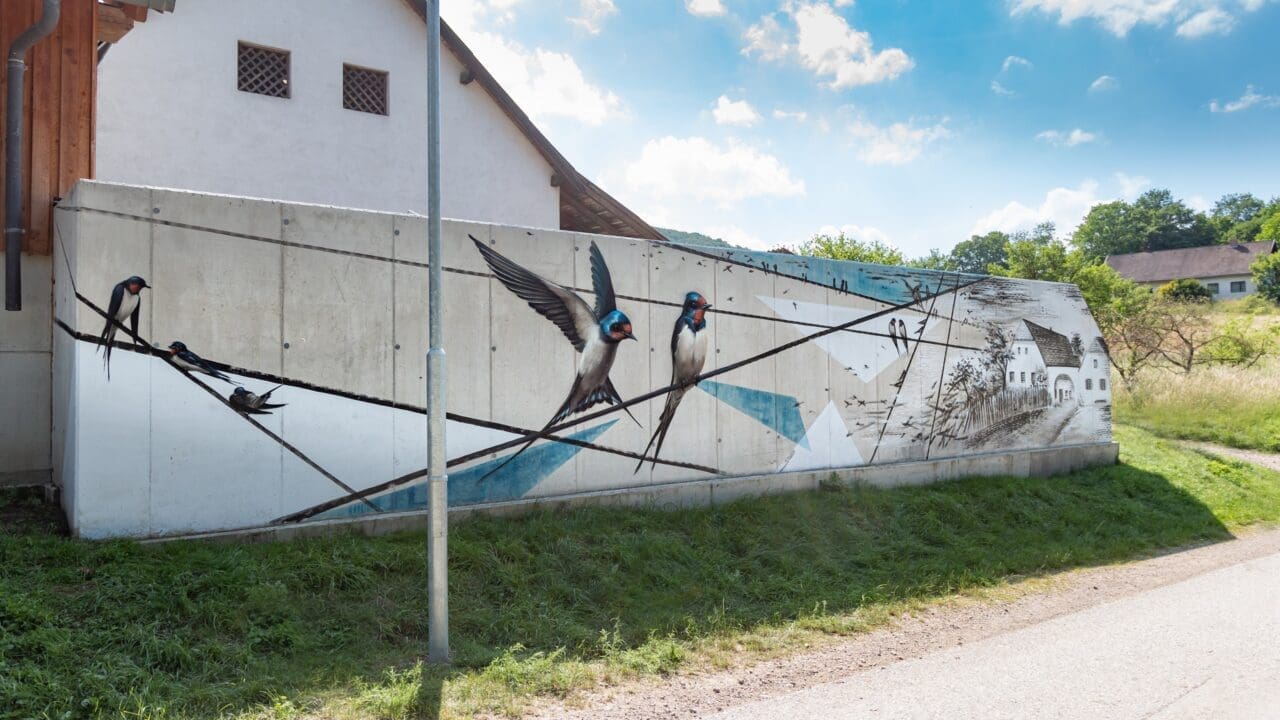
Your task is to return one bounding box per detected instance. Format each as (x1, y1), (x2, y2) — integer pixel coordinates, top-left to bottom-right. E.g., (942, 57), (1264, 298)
(1002, 55), (1034, 72)
(569, 0), (617, 34)
(742, 14), (792, 60)
(847, 118), (951, 165)
(1089, 74), (1119, 92)
(1036, 128), (1099, 146)
(816, 223), (895, 247)
(1010, 0), (1268, 38)
(773, 109), (809, 121)
(445, 0), (622, 126)
(713, 95), (763, 126)
(1209, 85), (1280, 113)
(621, 136), (806, 206)
(743, 2), (914, 89)
(1115, 172), (1150, 199)
(686, 0), (727, 17)
(991, 80), (1016, 96)
(1176, 7), (1236, 35)
(1187, 195), (1211, 212)
(970, 181), (1101, 236)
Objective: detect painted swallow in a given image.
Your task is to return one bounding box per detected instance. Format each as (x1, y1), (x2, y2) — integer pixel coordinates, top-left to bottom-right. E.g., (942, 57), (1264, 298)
(888, 319), (902, 354)
(168, 341), (233, 383)
(635, 291), (711, 473)
(897, 319), (910, 353)
(99, 275), (149, 378)
(903, 279), (924, 307)
(230, 386), (286, 415)
(472, 236), (638, 477)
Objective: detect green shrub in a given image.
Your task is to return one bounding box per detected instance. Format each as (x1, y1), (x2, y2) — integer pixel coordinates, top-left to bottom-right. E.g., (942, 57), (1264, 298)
(1156, 278), (1212, 302)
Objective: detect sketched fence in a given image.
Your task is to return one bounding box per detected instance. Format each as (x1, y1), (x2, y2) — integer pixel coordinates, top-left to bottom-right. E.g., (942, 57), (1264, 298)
(963, 386), (1051, 435)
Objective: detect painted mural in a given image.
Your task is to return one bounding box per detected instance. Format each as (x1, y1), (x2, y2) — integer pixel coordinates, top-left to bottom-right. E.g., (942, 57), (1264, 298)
(52, 184), (1112, 538)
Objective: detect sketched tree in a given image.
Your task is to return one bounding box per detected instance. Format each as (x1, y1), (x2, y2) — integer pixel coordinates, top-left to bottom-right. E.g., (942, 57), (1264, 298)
(982, 324), (1015, 391)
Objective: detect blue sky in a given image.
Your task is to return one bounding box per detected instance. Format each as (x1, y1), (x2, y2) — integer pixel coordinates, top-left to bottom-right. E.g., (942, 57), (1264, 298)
(447, 0), (1280, 255)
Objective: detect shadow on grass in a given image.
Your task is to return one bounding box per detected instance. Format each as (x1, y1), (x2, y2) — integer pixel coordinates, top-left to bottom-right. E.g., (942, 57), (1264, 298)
(5, 428), (1278, 718)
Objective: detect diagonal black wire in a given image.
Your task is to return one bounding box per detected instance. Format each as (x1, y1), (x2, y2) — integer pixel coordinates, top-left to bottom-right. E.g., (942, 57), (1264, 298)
(53, 218), (381, 512)
(868, 274), (952, 464)
(278, 275), (992, 524)
(924, 280), (964, 459)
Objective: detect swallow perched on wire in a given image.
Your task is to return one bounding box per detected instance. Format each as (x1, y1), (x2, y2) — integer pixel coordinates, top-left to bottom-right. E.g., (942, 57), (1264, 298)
(888, 318), (902, 354)
(471, 235), (639, 479)
(167, 341), (233, 383)
(635, 291), (711, 473)
(229, 386), (286, 415)
(99, 275), (149, 378)
(896, 318), (910, 353)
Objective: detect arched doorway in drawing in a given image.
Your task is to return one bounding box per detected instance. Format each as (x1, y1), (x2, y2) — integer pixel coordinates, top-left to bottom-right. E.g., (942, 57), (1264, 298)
(1053, 373), (1075, 404)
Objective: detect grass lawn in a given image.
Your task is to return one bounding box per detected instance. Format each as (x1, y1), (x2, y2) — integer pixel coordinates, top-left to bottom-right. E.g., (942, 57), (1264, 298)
(3, 424), (1280, 719)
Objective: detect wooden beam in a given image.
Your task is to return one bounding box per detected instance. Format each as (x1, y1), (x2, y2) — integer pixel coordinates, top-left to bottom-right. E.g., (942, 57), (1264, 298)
(96, 3), (135, 44)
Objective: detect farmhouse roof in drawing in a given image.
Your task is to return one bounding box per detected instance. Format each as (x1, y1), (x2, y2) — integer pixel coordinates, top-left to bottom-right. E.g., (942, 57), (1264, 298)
(1023, 320), (1081, 369)
(1105, 241), (1276, 284)
(400, 1), (663, 241)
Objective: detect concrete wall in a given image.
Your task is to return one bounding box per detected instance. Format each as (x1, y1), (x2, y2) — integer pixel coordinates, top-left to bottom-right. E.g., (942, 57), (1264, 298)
(0, 253), (52, 486)
(95, 0), (560, 229)
(55, 181), (1114, 538)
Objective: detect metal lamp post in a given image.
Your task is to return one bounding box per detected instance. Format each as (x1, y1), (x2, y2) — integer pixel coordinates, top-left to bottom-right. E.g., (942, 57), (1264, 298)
(424, 0), (449, 665)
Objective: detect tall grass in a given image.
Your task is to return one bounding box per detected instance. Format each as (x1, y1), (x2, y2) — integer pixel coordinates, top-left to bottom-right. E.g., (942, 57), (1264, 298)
(1113, 310), (1280, 452)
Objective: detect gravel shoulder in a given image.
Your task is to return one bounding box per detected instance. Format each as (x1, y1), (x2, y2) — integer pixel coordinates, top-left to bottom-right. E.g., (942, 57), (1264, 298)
(529, 525), (1280, 720)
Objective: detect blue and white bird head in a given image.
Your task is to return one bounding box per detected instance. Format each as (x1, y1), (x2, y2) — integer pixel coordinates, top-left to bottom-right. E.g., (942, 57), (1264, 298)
(682, 291), (711, 328)
(167, 341), (188, 354)
(125, 276), (149, 294)
(599, 309), (637, 343)
(232, 387), (249, 399)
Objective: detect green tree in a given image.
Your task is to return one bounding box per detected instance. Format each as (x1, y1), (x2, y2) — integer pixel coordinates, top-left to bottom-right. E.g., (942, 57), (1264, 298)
(1072, 189), (1216, 260)
(906, 249), (954, 270)
(1261, 209), (1280, 241)
(950, 231), (1009, 274)
(1210, 194), (1280, 244)
(799, 232), (906, 266)
(1252, 251), (1280, 303)
(992, 238), (1080, 281)
(1156, 278), (1213, 303)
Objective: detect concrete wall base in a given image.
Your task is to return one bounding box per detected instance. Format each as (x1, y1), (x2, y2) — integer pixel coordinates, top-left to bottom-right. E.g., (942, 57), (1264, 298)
(141, 441), (1120, 545)
(1, 469), (53, 489)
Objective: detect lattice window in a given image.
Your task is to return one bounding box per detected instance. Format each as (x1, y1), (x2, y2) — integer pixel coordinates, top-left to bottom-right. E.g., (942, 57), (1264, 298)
(343, 64), (389, 116)
(237, 42), (290, 98)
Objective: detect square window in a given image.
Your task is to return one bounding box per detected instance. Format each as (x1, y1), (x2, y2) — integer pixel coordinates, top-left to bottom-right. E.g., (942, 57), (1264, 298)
(1231, 281), (1247, 293)
(1020, 372), (1026, 383)
(238, 42), (290, 98)
(343, 64), (389, 115)
(1085, 378), (1093, 390)
(1206, 282), (1219, 294)
(1100, 379), (1107, 391)
(1009, 371), (1015, 382)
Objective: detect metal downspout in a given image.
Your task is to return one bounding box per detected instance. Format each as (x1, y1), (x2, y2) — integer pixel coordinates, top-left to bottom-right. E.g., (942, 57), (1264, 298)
(5, 0), (61, 311)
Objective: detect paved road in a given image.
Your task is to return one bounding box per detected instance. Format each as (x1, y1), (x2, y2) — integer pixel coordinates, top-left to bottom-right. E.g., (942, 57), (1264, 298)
(709, 547), (1280, 720)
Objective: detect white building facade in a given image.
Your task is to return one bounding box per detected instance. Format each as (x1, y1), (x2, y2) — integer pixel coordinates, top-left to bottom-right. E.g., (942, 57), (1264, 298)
(1007, 321), (1109, 406)
(97, 0), (568, 230)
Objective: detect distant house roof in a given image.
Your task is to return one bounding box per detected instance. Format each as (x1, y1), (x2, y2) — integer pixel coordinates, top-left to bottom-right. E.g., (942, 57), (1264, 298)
(400, 1), (663, 242)
(1024, 320), (1081, 369)
(1105, 241), (1276, 284)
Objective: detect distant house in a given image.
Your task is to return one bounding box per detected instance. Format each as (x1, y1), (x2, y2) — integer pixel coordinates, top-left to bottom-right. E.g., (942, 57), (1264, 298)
(1007, 321), (1109, 406)
(1105, 241), (1277, 299)
(94, 0), (660, 239)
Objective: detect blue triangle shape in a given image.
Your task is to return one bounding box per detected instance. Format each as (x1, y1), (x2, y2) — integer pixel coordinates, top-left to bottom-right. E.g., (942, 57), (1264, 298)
(314, 420), (618, 519)
(699, 380), (809, 448)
